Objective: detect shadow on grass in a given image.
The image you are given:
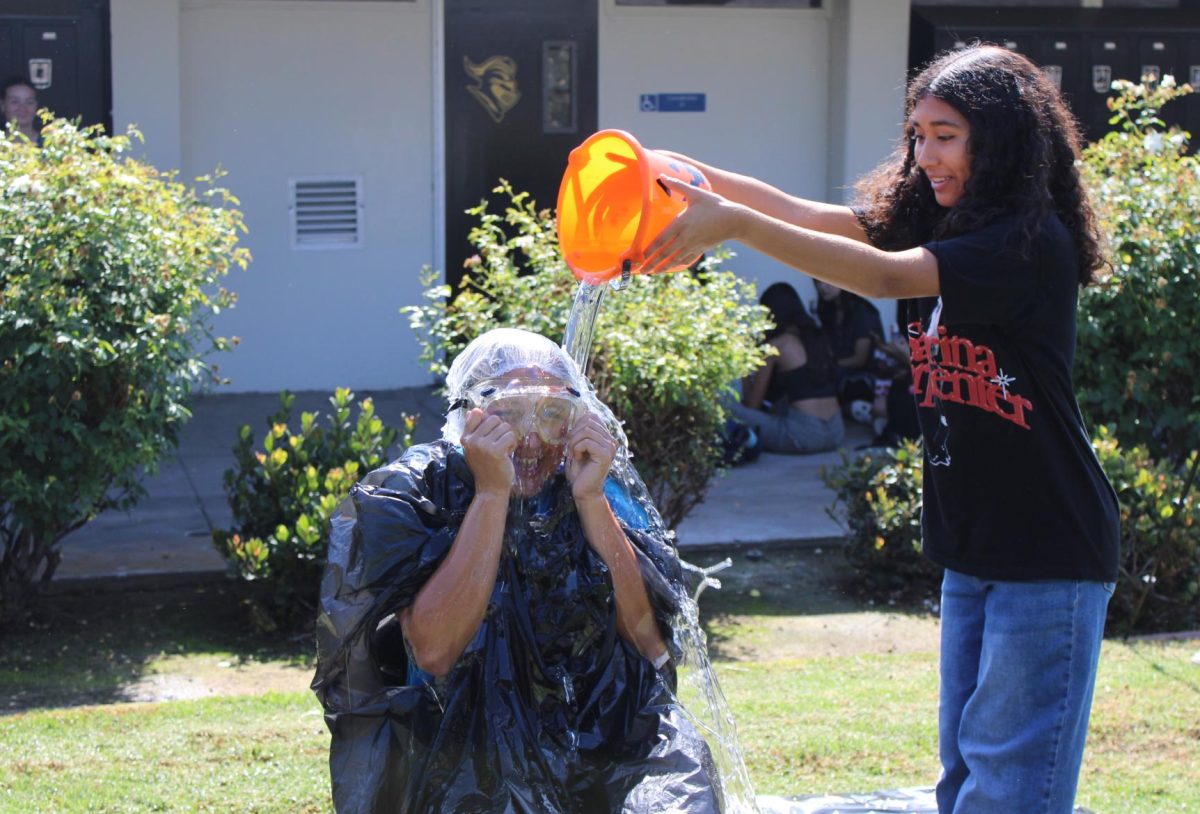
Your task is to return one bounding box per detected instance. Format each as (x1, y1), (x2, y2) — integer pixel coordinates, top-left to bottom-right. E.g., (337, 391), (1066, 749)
(0, 577), (315, 715)
(1, 545), (944, 711)
(1124, 637), (1200, 696)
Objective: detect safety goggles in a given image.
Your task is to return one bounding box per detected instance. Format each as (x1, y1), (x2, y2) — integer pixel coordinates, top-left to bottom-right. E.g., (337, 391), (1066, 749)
(458, 378), (582, 444)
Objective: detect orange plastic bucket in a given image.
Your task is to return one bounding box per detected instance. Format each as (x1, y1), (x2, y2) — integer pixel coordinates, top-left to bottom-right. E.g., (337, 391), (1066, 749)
(556, 129), (711, 285)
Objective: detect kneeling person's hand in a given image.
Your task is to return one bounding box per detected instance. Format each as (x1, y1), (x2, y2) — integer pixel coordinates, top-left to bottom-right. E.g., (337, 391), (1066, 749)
(565, 411), (617, 501)
(462, 407), (516, 497)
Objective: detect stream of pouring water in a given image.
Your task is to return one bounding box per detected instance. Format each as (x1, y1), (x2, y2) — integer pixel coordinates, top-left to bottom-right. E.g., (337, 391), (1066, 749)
(561, 278), (761, 814)
(562, 281), (608, 373)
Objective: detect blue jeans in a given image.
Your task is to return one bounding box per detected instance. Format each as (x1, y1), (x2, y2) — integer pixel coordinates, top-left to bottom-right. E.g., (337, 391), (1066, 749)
(937, 569), (1113, 814)
(727, 400), (844, 454)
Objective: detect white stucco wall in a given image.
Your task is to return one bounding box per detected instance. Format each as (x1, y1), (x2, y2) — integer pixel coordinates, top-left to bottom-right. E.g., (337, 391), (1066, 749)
(178, 0), (435, 393)
(598, 0), (830, 306)
(110, 0), (183, 171)
(828, 0), (911, 332)
(828, 0), (910, 205)
(598, 0), (908, 331)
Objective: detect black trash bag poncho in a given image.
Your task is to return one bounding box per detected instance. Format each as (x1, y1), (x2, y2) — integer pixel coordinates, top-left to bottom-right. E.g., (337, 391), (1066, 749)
(312, 329), (723, 814)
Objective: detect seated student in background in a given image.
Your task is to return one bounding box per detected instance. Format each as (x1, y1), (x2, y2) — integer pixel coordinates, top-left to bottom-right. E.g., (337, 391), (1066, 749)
(728, 281), (844, 455)
(1, 76), (39, 144)
(814, 279), (885, 422)
(868, 326), (921, 447)
(814, 279), (920, 445)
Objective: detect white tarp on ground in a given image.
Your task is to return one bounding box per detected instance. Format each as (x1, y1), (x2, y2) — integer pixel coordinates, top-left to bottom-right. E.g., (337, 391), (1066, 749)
(757, 790), (1096, 814)
(757, 788), (937, 814)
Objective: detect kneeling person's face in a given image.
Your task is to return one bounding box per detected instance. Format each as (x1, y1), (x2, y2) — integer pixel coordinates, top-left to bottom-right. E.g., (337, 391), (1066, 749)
(479, 383), (579, 497)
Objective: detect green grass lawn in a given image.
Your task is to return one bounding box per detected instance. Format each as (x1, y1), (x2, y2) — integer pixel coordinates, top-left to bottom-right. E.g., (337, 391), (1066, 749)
(725, 642), (1200, 813)
(1, 556), (1197, 813)
(0, 642), (1195, 813)
(0, 692), (329, 813)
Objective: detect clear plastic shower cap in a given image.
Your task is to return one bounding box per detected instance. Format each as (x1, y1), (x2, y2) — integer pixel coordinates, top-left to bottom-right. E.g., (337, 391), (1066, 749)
(441, 328), (591, 444)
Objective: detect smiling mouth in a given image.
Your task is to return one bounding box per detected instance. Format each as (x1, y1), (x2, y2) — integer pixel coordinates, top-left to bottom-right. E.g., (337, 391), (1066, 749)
(514, 456), (541, 478)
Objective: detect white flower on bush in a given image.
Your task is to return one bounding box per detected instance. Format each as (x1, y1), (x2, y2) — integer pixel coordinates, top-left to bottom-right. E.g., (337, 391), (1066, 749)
(1162, 74), (1176, 90)
(1144, 131), (1165, 154)
(6, 174), (45, 197)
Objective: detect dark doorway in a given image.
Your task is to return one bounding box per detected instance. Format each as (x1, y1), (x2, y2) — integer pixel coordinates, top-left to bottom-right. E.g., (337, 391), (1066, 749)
(0, 0), (109, 133)
(910, 5), (1200, 144)
(444, 0), (598, 289)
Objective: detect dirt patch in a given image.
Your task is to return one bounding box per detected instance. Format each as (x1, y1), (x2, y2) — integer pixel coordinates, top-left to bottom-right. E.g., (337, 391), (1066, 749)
(709, 611), (941, 662)
(120, 659), (314, 703)
(691, 545), (940, 662)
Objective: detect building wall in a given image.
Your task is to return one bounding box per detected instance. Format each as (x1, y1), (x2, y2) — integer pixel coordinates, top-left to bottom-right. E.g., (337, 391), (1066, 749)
(828, 0), (911, 332)
(828, 0), (910, 205)
(109, 0), (910, 392)
(110, 0), (184, 171)
(599, 0), (908, 328)
(598, 0), (831, 305)
(181, 0), (435, 393)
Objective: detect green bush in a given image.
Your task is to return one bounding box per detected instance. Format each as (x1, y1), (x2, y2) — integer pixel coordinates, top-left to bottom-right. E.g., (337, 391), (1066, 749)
(213, 389), (414, 629)
(824, 431), (1200, 633)
(1077, 75), (1199, 465)
(404, 181), (773, 529)
(822, 440), (940, 602)
(1092, 426), (1200, 634)
(0, 117), (248, 622)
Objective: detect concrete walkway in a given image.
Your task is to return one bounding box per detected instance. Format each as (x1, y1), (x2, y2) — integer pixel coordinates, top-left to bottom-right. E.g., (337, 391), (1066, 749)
(52, 386), (866, 584)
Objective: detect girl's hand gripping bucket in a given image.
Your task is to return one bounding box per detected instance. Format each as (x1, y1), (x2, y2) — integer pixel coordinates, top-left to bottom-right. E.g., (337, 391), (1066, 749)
(556, 129), (711, 285)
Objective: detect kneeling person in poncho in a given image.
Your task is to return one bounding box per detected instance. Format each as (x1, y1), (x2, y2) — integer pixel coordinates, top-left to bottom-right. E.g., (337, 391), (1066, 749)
(312, 328), (720, 813)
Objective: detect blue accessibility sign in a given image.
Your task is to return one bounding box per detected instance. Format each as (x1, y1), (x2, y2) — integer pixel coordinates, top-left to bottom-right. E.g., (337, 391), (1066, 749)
(639, 93), (706, 113)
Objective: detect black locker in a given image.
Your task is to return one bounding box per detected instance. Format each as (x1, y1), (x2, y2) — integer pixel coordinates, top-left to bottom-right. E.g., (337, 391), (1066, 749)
(0, 0), (109, 133)
(21, 23), (80, 124)
(1139, 35), (1184, 130)
(0, 21), (11, 73)
(1137, 35), (1171, 85)
(912, 5), (1200, 144)
(1187, 36), (1200, 140)
(1033, 34), (1086, 124)
(1087, 35), (1136, 139)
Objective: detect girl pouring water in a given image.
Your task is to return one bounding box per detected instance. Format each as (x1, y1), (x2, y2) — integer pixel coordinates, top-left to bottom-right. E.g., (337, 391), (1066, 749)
(644, 44), (1119, 814)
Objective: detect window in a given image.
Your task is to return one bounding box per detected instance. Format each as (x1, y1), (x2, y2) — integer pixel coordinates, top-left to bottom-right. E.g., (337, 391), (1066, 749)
(543, 41), (577, 134)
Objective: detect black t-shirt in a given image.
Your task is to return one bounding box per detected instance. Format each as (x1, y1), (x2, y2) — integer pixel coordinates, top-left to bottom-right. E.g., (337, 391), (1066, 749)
(827, 299), (884, 367)
(902, 213), (1120, 582)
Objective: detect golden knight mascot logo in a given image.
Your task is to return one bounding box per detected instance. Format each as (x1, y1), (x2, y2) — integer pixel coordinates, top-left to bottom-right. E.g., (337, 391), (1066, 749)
(464, 54), (522, 123)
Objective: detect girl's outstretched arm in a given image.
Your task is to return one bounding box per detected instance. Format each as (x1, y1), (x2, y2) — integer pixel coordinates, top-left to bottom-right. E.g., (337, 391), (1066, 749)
(657, 150), (868, 243)
(644, 176), (940, 301)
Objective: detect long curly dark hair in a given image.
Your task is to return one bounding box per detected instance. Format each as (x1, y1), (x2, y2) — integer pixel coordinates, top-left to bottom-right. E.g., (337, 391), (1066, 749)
(855, 44), (1104, 285)
(760, 282), (836, 381)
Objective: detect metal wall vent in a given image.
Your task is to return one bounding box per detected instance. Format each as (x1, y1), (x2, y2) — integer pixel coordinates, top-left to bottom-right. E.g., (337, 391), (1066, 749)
(289, 176), (363, 249)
